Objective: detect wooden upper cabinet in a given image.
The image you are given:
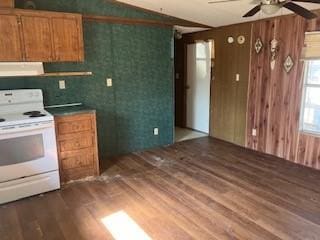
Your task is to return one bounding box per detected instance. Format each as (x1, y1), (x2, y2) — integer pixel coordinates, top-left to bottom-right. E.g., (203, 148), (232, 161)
(0, 0), (14, 8)
(21, 16), (53, 61)
(0, 14), (23, 61)
(0, 9), (84, 62)
(52, 16), (84, 62)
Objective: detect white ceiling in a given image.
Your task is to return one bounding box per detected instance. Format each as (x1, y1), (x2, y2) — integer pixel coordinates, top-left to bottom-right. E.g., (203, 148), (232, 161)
(117, 0), (320, 28)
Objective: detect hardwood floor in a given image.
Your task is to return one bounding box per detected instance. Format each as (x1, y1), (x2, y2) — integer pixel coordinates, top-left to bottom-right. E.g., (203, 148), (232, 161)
(1, 137), (320, 240)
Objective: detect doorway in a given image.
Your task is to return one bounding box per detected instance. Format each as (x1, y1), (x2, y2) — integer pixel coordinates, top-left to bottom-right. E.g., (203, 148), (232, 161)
(174, 39), (214, 142)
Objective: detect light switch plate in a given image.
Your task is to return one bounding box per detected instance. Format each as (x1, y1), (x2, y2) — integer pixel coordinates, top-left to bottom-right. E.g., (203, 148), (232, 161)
(236, 74), (240, 82)
(59, 80), (66, 89)
(154, 128), (159, 136)
(252, 128), (257, 136)
(106, 78), (112, 87)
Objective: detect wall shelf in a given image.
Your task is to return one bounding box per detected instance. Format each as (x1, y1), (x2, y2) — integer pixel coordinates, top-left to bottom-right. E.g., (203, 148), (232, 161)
(40, 71), (93, 77)
(0, 71), (93, 78)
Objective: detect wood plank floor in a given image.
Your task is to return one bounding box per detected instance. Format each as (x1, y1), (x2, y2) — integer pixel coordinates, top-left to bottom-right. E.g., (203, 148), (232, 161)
(1, 137), (320, 240)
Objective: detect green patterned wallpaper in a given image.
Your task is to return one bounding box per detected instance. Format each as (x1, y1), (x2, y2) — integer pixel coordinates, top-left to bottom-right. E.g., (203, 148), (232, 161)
(0, 0), (174, 161)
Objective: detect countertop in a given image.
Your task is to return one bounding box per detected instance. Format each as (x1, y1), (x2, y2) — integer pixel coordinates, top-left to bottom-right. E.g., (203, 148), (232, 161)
(46, 105), (96, 117)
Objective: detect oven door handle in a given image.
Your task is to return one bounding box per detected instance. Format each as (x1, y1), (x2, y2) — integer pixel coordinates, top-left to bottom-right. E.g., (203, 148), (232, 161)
(0, 122), (54, 135)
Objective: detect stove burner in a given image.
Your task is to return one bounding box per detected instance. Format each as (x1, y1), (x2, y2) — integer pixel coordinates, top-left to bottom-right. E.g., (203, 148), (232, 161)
(29, 114), (46, 118)
(0, 118), (5, 122)
(24, 111), (41, 116)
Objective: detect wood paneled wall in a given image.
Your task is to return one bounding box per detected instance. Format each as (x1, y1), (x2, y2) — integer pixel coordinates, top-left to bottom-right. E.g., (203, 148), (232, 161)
(179, 13), (320, 170)
(247, 14), (320, 170)
(212, 24), (251, 146)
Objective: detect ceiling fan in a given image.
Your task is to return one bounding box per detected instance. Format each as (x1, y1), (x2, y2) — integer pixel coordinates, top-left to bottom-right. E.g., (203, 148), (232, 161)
(208, 0), (319, 19)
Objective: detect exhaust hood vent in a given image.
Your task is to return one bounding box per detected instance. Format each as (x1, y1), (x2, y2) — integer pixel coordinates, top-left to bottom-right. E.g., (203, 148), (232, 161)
(0, 62), (44, 77)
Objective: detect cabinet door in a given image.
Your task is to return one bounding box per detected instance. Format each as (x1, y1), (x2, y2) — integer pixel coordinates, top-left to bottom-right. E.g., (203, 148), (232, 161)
(52, 16), (84, 62)
(0, 0), (15, 8)
(20, 15), (53, 61)
(0, 14), (23, 61)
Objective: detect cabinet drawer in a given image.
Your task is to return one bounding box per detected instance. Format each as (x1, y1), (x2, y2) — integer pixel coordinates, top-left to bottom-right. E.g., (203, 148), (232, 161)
(59, 133), (93, 152)
(57, 118), (92, 134)
(54, 111), (99, 183)
(61, 151), (94, 170)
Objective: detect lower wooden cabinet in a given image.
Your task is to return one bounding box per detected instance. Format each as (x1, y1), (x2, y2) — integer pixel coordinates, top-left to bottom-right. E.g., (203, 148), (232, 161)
(54, 112), (99, 183)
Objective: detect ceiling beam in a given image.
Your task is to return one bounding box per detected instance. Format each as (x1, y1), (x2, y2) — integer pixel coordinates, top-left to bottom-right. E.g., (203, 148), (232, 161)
(83, 14), (173, 27)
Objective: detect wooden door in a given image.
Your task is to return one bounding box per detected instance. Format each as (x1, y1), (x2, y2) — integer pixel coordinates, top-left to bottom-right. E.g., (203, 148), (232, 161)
(51, 16), (84, 62)
(0, 14), (23, 61)
(211, 27), (237, 143)
(20, 15), (53, 61)
(211, 24), (251, 146)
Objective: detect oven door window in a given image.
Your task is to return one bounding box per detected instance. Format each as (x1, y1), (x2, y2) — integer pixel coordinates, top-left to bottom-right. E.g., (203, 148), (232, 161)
(0, 134), (44, 166)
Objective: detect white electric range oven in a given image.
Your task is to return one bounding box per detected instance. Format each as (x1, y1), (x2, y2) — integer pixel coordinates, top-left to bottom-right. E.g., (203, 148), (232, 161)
(0, 89), (60, 204)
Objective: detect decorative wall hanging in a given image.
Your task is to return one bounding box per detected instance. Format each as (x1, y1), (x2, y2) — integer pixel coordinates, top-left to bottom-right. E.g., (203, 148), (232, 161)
(270, 39), (279, 70)
(237, 35), (246, 44)
(283, 55), (294, 73)
(227, 36), (234, 44)
(269, 22), (280, 71)
(254, 38), (263, 54)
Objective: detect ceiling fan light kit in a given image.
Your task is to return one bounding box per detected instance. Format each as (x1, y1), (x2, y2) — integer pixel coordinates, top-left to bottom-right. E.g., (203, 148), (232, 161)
(209, 0), (319, 19)
(243, 0), (318, 19)
(261, 4), (281, 14)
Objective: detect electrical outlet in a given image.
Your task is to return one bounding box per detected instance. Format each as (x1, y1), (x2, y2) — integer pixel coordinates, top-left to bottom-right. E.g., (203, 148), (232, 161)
(106, 78), (112, 87)
(252, 128), (257, 136)
(59, 80), (66, 89)
(154, 128), (159, 136)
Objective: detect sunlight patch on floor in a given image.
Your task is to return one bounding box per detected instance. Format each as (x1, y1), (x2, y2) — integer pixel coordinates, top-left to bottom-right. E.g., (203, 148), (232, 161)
(101, 210), (152, 240)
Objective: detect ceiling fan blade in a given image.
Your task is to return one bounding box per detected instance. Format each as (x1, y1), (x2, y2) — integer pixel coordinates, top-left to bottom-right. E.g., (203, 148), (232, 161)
(292, 0), (320, 3)
(243, 5), (261, 17)
(283, 2), (317, 19)
(208, 0), (241, 3)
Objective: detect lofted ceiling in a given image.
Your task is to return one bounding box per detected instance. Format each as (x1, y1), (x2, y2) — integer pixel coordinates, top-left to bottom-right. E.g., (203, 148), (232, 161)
(116, 0), (320, 28)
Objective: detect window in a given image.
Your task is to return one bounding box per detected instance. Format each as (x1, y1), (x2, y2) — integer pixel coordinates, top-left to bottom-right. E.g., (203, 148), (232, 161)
(300, 60), (320, 134)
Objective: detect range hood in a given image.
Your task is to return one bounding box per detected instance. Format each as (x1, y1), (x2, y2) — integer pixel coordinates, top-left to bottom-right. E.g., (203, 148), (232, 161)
(0, 62), (44, 77)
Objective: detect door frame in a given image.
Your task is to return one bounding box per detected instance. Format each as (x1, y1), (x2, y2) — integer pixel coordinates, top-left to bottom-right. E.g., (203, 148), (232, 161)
(175, 39), (214, 134)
